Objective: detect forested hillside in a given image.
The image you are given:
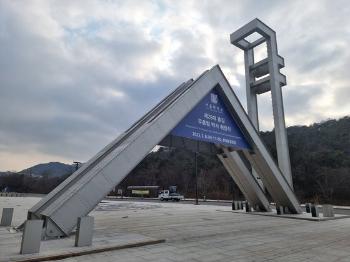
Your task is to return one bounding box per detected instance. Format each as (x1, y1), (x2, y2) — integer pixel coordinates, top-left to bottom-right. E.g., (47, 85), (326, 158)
(1, 116), (349, 204)
(120, 116), (350, 204)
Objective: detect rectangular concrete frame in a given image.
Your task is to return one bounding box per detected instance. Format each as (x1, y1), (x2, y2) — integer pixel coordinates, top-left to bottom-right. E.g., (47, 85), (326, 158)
(28, 65), (301, 238)
(231, 19), (293, 188)
(1, 207), (14, 226)
(20, 220), (43, 254)
(75, 216), (94, 247)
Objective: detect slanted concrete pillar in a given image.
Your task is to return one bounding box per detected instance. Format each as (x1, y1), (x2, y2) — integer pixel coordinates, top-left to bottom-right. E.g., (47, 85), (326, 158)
(322, 205), (334, 217)
(1, 208), (14, 226)
(20, 220), (43, 254)
(75, 216), (94, 247)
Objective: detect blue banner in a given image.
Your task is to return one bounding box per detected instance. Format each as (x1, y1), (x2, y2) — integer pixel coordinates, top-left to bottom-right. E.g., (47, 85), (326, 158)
(171, 89), (250, 149)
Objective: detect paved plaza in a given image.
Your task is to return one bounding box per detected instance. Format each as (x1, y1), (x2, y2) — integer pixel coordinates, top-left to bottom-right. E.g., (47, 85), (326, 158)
(1, 197), (350, 261)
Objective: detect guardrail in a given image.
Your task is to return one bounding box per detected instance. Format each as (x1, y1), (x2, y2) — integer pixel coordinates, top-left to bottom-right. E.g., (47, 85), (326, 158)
(0, 192), (45, 197)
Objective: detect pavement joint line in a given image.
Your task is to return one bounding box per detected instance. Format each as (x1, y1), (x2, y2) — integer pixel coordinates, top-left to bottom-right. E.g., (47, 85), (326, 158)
(6, 239), (166, 262)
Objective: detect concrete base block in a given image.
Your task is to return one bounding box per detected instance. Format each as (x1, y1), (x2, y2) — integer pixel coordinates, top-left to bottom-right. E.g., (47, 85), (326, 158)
(75, 216), (94, 247)
(322, 205), (334, 217)
(20, 220), (43, 254)
(1, 208), (14, 226)
(311, 205), (319, 217)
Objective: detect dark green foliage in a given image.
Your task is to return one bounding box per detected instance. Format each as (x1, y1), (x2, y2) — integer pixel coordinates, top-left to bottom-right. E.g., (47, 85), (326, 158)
(261, 116), (350, 204)
(118, 147), (241, 200)
(121, 116), (350, 203)
(0, 172), (71, 194)
(1, 116), (349, 204)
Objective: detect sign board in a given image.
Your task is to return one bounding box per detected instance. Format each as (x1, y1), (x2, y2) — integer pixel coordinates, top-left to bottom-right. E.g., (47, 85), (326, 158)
(132, 190), (149, 195)
(171, 89), (250, 149)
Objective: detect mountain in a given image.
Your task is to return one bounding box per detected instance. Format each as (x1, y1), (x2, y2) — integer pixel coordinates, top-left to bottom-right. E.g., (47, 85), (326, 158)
(0, 171), (13, 176)
(20, 162), (75, 177)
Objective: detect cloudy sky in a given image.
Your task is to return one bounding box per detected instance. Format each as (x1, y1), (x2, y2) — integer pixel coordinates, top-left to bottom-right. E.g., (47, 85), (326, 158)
(0, 0), (349, 171)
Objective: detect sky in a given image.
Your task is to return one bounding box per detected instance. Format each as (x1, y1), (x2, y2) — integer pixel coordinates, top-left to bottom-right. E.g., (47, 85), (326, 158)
(0, 0), (349, 171)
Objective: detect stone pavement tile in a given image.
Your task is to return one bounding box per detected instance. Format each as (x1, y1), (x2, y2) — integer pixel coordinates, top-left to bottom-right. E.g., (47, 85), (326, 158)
(3, 198), (350, 262)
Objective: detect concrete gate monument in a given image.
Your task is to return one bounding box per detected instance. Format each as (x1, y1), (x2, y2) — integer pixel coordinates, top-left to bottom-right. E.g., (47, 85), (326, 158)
(25, 19), (301, 240)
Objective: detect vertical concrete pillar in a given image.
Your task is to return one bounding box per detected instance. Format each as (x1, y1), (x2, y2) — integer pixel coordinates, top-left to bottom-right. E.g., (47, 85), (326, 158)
(244, 49), (265, 192)
(266, 37), (293, 188)
(20, 220), (43, 254)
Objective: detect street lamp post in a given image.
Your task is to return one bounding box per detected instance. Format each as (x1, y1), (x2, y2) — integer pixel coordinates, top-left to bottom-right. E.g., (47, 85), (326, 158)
(73, 161), (82, 171)
(194, 152), (199, 205)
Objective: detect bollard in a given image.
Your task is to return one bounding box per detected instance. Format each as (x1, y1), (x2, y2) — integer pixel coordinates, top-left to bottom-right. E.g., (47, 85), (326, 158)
(241, 201), (245, 210)
(255, 205), (260, 212)
(305, 203), (311, 213)
(232, 201), (239, 210)
(245, 202), (251, 212)
(311, 204), (319, 217)
(322, 205), (334, 217)
(75, 216), (94, 247)
(20, 220), (43, 254)
(283, 206), (290, 214)
(276, 206), (284, 215)
(1, 208), (14, 226)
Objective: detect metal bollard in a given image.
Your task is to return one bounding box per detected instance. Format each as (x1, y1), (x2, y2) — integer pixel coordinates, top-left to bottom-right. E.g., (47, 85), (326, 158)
(311, 204), (319, 217)
(305, 203), (311, 213)
(241, 201), (245, 210)
(232, 201), (239, 210)
(276, 206), (284, 215)
(245, 202), (251, 212)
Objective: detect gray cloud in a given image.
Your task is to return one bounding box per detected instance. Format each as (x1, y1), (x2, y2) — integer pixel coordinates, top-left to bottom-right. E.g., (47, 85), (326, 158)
(0, 0), (349, 170)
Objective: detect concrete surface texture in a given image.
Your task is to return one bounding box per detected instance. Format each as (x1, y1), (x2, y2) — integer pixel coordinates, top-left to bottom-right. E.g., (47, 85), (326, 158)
(1, 197), (350, 261)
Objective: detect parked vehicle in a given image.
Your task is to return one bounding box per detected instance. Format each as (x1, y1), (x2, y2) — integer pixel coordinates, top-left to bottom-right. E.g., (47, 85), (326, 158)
(158, 190), (184, 201)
